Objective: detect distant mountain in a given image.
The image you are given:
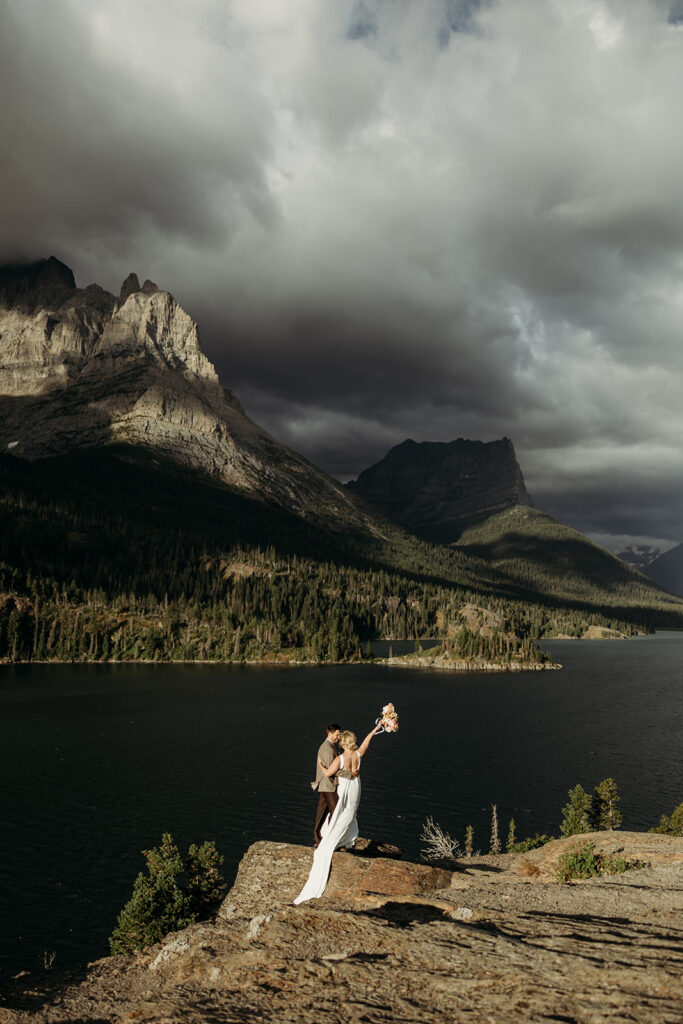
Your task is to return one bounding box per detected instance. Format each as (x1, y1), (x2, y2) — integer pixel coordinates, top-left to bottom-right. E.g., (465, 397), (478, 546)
(0, 257), (379, 536)
(456, 505), (670, 612)
(347, 437), (532, 540)
(616, 545), (662, 573)
(2, 258), (682, 667)
(643, 544), (683, 597)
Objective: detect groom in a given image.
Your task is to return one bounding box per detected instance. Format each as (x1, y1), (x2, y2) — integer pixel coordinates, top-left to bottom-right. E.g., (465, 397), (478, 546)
(311, 722), (342, 847)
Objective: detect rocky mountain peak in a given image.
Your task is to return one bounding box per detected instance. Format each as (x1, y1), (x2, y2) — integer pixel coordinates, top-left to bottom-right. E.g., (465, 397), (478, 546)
(0, 258), (380, 535)
(119, 272), (141, 303)
(347, 436), (532, 539)
(0, 255), (76, 313)
(118, 273), (159, 304)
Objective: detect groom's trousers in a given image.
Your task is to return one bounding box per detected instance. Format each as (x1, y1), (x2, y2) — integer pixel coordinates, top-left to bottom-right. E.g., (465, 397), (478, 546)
(314, 790), (338, 845)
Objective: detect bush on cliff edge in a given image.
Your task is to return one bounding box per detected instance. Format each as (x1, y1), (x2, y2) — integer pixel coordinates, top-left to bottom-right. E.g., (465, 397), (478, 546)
(649, 802), (683, 836)
(110, 833), (226, 954)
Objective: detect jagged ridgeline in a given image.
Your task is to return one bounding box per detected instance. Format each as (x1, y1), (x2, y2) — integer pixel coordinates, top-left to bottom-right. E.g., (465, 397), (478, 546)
(1, 258), (682, 665)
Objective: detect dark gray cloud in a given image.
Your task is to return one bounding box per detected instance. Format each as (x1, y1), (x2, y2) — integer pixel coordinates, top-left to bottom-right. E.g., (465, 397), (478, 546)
(2, 0), (683, 551)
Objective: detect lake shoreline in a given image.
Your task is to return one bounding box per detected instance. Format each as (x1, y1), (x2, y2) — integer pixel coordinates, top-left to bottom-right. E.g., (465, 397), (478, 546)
(0, 654), (558, 672)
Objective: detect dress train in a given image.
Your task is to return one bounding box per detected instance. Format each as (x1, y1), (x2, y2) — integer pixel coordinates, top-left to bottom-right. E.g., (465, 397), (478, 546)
(294, 755), (361, 904)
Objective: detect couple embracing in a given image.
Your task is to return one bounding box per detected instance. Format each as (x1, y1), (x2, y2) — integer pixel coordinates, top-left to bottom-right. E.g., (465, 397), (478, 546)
(294, 721), (382, 905)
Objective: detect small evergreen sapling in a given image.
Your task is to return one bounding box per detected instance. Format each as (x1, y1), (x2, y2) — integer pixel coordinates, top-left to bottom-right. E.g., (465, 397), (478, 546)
(489, 804), (501, 854)
(506, 818), (517, 852)
(560, 785), (592, 837)
(650, 801), (683, 836)
(591, 778), (622, 831)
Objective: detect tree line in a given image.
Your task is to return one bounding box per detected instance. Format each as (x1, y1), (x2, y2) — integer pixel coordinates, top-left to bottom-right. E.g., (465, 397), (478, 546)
(1, 449), (681, 665)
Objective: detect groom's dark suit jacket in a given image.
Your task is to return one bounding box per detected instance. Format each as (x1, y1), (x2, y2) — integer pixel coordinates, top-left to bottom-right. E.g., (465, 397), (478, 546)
(312, 738), (339, 793)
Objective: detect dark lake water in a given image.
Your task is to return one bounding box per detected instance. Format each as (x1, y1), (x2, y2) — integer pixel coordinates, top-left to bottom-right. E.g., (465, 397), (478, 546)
(1, 633), (682, 980)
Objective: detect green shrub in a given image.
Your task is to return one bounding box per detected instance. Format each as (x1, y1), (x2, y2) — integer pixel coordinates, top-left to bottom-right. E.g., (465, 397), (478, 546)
(601, 855), (630, 875)
(649, 802), (683, 836)
(109, 833), (226, 954)
(555, 842), (601, 882)
(510, 833), (554, 853)
(555, 841), (646, 883)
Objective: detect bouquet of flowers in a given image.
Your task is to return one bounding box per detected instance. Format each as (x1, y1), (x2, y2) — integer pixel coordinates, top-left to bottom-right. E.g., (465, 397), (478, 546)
(375, 702), (399, 733)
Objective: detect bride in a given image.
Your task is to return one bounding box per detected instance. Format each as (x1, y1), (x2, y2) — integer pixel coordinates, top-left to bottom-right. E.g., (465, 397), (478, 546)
(294, 725), (382, 905)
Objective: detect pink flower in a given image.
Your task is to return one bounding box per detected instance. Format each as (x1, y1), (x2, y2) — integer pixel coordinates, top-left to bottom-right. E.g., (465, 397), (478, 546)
(378, 702), (399, 733)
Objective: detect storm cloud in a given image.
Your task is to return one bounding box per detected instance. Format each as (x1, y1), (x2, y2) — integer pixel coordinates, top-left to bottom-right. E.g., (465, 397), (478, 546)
(2, 0), (683, 550)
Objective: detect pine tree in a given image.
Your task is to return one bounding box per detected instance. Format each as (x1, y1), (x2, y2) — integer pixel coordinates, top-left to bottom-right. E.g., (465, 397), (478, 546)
(560, 784), (592, 837)
(506, 818), (517, 852)
(185, 840), (227, 918)
(649, 802), (683, 836)
(109, 833), (226, 955)
(109, 834), (193, 954)
(591, 778), (622, 831)
(489, 804), (501, 854)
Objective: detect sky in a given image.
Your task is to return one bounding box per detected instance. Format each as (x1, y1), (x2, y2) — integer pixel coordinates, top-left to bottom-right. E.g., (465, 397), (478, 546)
(2, 0), (683, 553)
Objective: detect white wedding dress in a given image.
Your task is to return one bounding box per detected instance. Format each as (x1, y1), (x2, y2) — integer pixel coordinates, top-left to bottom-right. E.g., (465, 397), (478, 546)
(294, 752), (361, 904)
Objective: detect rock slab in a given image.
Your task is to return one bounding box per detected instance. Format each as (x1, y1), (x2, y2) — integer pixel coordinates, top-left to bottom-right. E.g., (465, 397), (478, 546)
(222, 840), (452, 918)
(2, 835), (682, 1023)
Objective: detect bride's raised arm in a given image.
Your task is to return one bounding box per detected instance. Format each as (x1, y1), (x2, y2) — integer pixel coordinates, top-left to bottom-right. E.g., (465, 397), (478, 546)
(318, 753), (341, 778)
(357, 724), (382, 758)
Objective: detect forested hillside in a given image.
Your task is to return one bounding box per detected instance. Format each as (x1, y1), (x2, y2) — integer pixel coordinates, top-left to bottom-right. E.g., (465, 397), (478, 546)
(1, 448), (681, 665)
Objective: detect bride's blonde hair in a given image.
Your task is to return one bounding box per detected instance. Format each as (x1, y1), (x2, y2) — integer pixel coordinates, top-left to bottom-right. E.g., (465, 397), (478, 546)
(340, 730), (358, 751)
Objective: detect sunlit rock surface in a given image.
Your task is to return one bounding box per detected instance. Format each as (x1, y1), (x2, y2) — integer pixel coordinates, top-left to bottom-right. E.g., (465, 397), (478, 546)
(0, 258), (379, 533)
(2, 834), (682, 1023)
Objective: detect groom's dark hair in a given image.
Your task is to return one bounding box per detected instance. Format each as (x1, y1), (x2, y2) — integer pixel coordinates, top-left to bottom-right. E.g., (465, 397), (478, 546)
(326, 723), (342, 733)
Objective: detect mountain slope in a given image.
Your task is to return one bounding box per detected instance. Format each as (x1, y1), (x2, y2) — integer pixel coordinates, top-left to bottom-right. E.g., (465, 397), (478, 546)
(456, 505), (673, 616)
(1, 258), (682, 665)
(0, 257), (380, 536)
(643, 543), (683, 597)
(1, 447), (682, 670)
(345, 436), (676, 626)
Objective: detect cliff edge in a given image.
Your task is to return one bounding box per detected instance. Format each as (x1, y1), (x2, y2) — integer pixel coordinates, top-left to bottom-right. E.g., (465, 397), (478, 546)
(2, 832), (682, 1023)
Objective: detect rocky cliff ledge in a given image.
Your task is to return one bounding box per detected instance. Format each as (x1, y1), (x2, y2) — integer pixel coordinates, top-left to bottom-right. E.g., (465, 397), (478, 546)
(2, 833), (682, 1023)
